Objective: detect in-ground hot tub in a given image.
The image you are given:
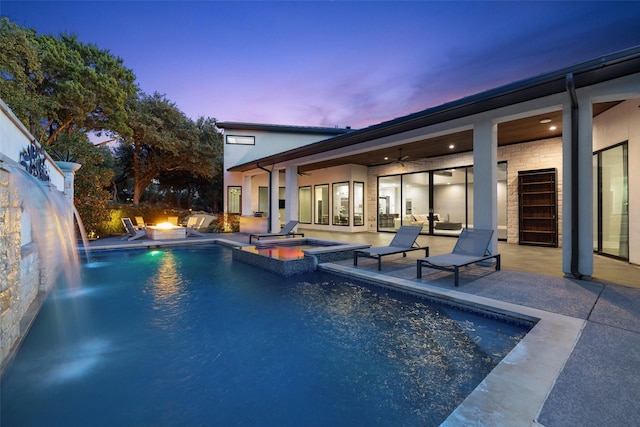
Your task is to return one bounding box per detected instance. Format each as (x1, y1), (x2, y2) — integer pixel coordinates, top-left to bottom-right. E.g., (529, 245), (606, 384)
(232, 238), (370, 276)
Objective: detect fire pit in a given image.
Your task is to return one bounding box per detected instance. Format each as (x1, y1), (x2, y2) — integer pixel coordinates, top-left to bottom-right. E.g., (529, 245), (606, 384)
(146, 222), (187, 240)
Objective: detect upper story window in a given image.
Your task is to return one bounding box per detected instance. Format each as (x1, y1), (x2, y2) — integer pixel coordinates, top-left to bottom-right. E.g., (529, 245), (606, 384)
(226, 135), (255, 145)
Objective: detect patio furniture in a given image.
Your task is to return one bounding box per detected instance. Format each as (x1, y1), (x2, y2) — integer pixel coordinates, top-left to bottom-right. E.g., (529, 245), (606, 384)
(354, 225), (429, 271)
(121, 218), (147, 241)
(186, 216), (206, 237)
(249, 221), (304, 243)
(416, 228), (500, 286)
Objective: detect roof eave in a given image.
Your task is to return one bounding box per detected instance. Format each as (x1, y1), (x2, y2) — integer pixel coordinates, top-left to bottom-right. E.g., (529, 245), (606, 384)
(228, 45), (640, 173)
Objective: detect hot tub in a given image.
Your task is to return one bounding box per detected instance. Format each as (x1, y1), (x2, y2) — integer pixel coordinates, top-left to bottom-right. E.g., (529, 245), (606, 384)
(232, 238), (370, 276)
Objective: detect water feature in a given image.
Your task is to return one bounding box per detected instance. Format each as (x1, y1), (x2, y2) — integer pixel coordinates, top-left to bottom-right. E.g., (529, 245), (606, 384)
(1, 245), (530, 426)
(4, 161), (81, 288)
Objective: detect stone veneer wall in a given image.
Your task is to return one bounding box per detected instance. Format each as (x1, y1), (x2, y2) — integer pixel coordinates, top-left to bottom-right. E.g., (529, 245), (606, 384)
(367, 137), (563, 246)
(0, 167), (43, 372)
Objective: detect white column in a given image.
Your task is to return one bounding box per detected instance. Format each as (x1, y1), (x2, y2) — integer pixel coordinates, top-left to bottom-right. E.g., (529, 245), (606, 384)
(473, 120), (498, 253)
(270, 169), (280, 232)
(55, 161), (82, 203)
(285, 165), (299, 223)
(242, 174), (252, 216)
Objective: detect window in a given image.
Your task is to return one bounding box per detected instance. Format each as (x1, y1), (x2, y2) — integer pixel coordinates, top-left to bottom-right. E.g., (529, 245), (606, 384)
(226, 135), (255, 145)
(227, 186), (242, 214)
(333, 182), (349, 226)
(353, 182), (364, 226)
(299, 186), (312, 224)
(258, 186), (268, 214)
(314, 184), (329, 225)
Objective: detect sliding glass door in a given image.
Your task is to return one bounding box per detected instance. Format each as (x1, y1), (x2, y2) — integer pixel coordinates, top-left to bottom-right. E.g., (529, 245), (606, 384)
(594, 143), (629, 259)
(377, 162), (508, 238)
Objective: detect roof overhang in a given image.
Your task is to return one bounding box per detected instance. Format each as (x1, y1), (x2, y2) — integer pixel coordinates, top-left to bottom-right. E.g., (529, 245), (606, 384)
(228, 45), (640, 173)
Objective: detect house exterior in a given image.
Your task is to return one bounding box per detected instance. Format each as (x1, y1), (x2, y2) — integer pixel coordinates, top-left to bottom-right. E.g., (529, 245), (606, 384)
(221, 45), (640, 278)
(217, 122), (351, 232)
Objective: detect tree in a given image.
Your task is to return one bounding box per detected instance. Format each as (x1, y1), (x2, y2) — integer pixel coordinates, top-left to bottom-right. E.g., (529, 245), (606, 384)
(121, 93), (222, 206)
(0, 18), (137, 145)
(35, 33), (137, 145)
(48, 132), (114, 236)
(0, 17), (50, 128)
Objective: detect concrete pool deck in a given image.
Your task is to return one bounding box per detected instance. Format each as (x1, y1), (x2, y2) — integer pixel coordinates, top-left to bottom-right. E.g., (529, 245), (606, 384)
(85, 230), (640, 426)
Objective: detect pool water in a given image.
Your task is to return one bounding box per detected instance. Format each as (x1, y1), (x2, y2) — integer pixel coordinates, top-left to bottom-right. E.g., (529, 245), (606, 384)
(1, 245), (529, 426)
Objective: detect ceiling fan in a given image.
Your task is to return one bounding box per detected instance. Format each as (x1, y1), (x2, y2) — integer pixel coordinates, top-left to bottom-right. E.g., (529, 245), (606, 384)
(373, 148), (410, 167)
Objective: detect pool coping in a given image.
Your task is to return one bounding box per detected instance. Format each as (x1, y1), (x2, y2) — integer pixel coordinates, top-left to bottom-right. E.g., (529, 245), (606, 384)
(319, 263), (585, 426)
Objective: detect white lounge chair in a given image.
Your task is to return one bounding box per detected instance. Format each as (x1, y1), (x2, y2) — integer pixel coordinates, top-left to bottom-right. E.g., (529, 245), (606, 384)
(249, 220), (304, 243)
(186, 216), (206, 237)
(416, 228), (500, 286)
(121, 218), (147, 241)
(354, 225), (429, 271)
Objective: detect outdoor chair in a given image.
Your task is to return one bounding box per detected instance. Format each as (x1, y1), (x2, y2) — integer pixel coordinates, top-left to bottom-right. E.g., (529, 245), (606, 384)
(354, 225), (429, 271)
(249, 220), (304, 243)
(167, 216), (179, 226)
(186, 216), (206, 237)
(416, 228), (500, 286)
(134, 216), (148, 229)
(121, 218), (147, 241)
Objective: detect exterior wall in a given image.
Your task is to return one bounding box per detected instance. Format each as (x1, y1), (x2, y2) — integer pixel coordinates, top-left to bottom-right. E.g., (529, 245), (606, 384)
(500, 138), (563, 245)
(593, 99), (640, 265)
(223, 129), (342, 212)
(0, 167), (36, 370)
(367, 138), (564, 245)
(296, 164), (368, 232)
(0, 99), (69, 374)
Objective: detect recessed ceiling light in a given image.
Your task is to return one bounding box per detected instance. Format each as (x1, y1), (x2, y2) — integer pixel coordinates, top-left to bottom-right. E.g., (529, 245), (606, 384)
(449, 144), (454, 149)
(549, 125), (557, 131)
(540, 118), (552, 124)
(384, 156), (389, 160)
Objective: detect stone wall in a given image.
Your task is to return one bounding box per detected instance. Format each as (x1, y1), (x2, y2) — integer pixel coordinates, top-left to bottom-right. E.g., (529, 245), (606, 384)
(0, 167), (42, 373)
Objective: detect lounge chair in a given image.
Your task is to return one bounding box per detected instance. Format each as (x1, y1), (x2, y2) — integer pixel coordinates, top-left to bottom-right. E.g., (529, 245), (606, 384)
(416, 228), (500, 286)
(354, 225), (429, 271)
(134, 216), (148, 229)
(249, 220), (304, 244)
(121, 218), (147, 241)
(167, 216), (179, 226)
(186, 216), (206, 237)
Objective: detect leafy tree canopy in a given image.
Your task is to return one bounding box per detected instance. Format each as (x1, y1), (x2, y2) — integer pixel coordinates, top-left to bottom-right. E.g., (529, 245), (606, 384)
(0, 17), (137, 144)
(121, 92), (222, 206)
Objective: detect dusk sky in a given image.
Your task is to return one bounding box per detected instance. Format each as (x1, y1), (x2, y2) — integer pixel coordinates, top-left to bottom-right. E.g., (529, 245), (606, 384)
(3, 1), (640, 129)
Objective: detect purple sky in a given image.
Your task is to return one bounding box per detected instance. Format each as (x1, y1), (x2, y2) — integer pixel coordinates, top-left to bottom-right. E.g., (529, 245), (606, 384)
(3, 1), (640, 129)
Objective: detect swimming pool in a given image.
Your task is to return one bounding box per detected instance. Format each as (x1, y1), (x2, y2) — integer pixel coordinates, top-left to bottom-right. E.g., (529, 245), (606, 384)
(1, 245), (529, 426)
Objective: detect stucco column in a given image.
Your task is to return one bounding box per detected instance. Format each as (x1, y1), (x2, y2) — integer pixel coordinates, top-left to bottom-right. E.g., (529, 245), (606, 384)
(561, 96), (594, 278)
(55, 161), (81, 203)
(473, 120), (498, 253)
(242, 174), (252, 216)
(270, 169), (280, 232)
(285, 165), (298, 222)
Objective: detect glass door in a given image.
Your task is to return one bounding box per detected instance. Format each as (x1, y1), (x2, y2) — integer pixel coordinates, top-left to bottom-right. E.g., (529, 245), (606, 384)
(378, 176), (401, 231)
(594, 143), (629, 259)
